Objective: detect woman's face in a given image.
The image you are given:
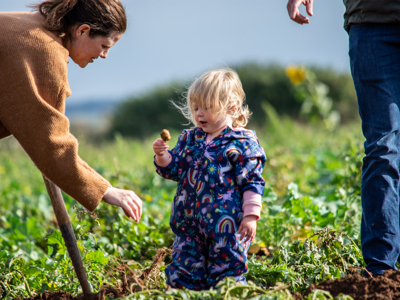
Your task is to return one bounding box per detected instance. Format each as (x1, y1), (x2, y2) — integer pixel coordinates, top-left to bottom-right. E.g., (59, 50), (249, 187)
(66, 24), (122, 68)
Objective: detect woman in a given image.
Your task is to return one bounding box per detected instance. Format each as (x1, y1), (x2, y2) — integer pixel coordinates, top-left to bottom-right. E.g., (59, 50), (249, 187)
(0, 0), (142, 222)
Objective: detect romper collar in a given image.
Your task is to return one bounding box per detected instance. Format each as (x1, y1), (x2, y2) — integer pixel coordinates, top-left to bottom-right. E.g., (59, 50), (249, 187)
(194, 126), (258, 147)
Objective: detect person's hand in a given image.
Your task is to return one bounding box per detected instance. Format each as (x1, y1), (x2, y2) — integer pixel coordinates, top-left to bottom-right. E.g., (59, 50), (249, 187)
(153, 138), (169, 156)
(102, 186), (142, 222)
(153, 138), (171, 166)
(237, 215), (257, 243)
(287, 0), (313, 24)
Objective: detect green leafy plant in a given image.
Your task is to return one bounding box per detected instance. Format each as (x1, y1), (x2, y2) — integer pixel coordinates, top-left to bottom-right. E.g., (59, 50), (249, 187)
(0, 115), (364, 299)
(286, 66), (341, 131)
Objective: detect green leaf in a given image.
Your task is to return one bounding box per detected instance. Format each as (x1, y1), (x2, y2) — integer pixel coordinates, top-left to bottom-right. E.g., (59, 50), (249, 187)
(86, 249), (109, 265)
(47, 230), (66, 255)
(25, 266), (41, 276)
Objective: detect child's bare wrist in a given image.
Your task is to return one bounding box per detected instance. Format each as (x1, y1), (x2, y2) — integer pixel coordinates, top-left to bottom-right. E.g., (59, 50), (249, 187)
(243, 215), (258, 221)
(155, 152), (171, 167)
(156, 151), (167, 157)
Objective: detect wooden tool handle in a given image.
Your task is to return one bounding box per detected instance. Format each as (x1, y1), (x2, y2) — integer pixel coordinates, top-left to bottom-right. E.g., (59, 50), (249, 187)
(43, 175), (93, 300)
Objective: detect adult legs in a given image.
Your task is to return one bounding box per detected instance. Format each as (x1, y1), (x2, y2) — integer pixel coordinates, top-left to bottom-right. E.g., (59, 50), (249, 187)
(349, 23), (400, 275)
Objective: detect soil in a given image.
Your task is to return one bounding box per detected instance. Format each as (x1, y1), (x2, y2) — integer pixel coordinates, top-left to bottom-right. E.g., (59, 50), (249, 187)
(13, 287), (123, 300)
(293, 269), (400, 300)
(12, 248), (169, 300)
(15, 269), (400, 300)
(11, 247), (400, 300)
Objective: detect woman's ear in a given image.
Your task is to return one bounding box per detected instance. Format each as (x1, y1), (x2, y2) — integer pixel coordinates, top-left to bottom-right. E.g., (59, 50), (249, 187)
(73, 24), (91, 39)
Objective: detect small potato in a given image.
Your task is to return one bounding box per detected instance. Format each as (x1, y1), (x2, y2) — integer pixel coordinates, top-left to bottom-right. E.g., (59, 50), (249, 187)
(160, 129), (171, 142)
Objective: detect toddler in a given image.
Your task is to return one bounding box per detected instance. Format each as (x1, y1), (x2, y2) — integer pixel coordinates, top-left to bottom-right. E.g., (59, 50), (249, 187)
(152, 68), (266, 290)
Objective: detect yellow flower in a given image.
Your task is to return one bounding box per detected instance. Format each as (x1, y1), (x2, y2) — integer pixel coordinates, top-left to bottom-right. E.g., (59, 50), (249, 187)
(285, 65), (307, 85)
(144, 194), (152, 202)
(24, 186), (31, 195)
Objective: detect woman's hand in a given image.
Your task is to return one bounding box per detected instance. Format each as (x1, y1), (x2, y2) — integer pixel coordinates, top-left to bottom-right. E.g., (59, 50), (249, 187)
(102, 186), (142, 222)
(237, 215), (257, 243)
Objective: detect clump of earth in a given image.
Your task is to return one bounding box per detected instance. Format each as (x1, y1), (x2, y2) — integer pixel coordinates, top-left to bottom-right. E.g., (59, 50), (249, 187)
(293, 269), (400, 300)
(12, 247), (400, 300)
(15, 269), (400, 300)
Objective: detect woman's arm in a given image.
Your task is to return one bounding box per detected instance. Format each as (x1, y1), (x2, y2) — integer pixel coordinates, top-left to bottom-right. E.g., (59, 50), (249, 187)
(0, 22), (110, 212)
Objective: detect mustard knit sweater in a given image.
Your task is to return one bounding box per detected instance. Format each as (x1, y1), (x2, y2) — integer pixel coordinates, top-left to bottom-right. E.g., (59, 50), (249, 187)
(0, 12), (110, 211)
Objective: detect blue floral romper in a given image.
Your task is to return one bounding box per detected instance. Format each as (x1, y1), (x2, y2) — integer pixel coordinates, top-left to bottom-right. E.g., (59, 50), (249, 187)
(155, 126), (266, 290)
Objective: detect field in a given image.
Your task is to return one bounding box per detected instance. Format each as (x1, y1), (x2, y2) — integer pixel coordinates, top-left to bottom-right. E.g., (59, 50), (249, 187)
(2, 116), (396, 300)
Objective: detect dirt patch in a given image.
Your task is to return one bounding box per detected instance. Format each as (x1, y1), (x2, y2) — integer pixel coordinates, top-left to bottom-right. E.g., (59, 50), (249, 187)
(13, 286), (123, 300)
(18, 269), (400, 300)
(14, 251), (400, 300)
(293, 269), (400, 300)
(13, 248), (170, 300)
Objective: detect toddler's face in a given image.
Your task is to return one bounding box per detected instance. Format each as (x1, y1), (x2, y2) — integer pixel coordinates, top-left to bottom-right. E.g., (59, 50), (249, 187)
(192, 102), (232, 134)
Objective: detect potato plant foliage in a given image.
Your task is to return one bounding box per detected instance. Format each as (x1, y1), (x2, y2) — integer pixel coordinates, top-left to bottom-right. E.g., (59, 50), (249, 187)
(0, 122), (364, 299)
(0, 91), (365, 299)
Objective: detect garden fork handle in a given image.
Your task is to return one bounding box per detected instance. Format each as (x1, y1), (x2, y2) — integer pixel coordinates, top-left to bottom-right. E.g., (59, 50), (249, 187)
(42, 175), (93, 300)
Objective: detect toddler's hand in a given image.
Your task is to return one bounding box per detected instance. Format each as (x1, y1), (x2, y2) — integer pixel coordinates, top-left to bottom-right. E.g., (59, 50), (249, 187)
(237, 215), (257, 244)
(153, 138), (169, 156)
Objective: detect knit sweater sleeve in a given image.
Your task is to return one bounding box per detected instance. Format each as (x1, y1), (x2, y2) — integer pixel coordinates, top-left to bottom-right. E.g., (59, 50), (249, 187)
(0, 14), (110, 211)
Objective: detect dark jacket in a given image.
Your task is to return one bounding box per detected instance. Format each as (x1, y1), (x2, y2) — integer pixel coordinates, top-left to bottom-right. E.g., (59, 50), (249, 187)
(344, 0), (400, 31)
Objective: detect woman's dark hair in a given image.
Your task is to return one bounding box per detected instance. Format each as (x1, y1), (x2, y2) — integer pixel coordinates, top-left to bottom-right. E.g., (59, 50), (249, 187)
(32, 0), (127, 38)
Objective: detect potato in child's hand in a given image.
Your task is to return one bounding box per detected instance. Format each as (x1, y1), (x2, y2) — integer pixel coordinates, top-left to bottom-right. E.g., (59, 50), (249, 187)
(160, 129), (171, 142)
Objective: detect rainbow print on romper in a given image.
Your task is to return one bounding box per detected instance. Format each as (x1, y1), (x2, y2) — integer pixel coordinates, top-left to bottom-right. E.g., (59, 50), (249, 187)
(225, 147), (241, 162)
(184, 209), (194, 218)
(216, 216), (237, 233)
(202, 194), (213, 203)
(184, 257), (195, 265)
(195, 132), (204, 142)
(188, 168), (197, 188)
(196, 181), (205, 194)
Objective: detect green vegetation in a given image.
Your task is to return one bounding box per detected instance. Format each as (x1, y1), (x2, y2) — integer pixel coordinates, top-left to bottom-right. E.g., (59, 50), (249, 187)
(0, 65), (365, 299)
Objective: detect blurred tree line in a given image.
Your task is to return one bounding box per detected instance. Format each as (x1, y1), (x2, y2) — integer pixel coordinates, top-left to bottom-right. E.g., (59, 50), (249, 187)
(107, 63), (357, 139)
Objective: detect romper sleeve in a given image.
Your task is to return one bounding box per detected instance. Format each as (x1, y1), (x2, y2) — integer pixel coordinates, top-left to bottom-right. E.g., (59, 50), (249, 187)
(234, 131), (266, 196)
(0, 32), (110, 212)
(154, 130), (189, 182)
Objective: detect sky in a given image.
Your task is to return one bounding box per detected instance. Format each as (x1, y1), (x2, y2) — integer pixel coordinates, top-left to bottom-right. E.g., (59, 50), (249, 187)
(2, 1), (349, 104)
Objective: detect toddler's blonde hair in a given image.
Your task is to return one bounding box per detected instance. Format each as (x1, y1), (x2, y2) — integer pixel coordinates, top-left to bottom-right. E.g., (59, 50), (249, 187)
(177, 68), (251, 128)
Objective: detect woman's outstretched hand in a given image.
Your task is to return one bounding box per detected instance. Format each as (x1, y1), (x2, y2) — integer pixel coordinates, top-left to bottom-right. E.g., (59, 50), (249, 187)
(102, 186), (142, 222)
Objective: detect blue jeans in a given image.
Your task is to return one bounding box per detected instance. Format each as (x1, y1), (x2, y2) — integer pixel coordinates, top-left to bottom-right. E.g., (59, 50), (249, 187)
(349, 23), (400, 275)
